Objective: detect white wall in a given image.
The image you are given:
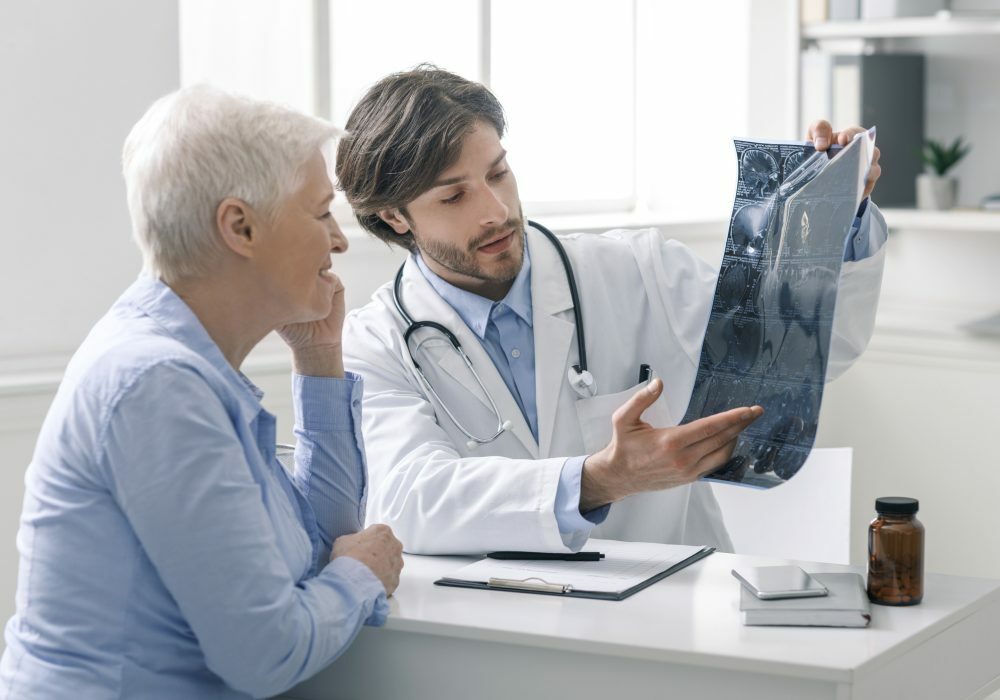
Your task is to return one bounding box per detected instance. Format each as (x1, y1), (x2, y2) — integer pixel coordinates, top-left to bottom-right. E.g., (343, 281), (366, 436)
(0, 1), (174, 369)
(815, 224), (1000, 578)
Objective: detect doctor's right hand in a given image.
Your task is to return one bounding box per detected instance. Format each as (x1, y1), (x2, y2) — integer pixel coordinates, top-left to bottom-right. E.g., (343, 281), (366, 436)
(332, 524), (404, 596)
(579, 379), (763, 512)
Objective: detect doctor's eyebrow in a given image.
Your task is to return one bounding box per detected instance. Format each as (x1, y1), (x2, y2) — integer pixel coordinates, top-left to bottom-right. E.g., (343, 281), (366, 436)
(431, 150), (507, 188)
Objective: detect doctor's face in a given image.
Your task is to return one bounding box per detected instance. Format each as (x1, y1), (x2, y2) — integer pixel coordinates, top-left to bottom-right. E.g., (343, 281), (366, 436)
(380, 121), (525, 300)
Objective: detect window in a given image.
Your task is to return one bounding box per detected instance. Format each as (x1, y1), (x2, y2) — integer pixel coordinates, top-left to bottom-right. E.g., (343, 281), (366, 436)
(178, 0), (750, 221)
(328, 0), (480, 127)
(491, 0), (635, 213)
(635, 1), (750, 221)
(179, 0), (315, 115)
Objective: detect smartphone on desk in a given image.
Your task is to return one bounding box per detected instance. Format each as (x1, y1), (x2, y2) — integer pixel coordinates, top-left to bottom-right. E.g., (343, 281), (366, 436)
(731, 565), (828, 599)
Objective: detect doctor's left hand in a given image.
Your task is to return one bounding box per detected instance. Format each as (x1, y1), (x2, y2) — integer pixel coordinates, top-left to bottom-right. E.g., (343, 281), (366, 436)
(807, 119), (882, 199)
(278, 270), (346, 378)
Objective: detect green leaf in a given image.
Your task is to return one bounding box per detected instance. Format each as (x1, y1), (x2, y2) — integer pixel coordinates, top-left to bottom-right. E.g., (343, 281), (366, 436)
(922, 137), (970, 175)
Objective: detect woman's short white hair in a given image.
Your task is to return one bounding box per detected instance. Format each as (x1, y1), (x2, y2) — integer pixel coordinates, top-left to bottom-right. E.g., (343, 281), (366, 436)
(122, 84), (340, 283)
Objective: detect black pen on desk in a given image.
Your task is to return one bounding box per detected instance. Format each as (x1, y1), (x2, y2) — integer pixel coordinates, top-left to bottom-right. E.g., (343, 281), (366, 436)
(486, 551), (605, 561)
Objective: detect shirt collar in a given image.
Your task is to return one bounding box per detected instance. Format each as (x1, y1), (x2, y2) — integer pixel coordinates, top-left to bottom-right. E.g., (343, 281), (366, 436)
(120, 275), (265, 417)
(414, 241), (533, 339)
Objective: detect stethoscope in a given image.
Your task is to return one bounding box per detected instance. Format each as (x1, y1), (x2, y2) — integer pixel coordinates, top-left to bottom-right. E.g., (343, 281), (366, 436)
(392, 220), (595, 449)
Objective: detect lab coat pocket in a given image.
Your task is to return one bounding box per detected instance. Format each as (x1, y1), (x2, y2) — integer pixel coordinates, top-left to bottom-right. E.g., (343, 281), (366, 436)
(574, 382), (673, 455)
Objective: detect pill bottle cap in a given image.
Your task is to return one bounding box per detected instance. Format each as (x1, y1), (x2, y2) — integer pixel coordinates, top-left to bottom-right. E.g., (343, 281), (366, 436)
(875, 497), (919, 515)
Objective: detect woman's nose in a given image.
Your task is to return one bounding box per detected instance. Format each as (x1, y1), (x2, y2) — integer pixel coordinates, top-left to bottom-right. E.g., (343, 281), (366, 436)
(329, 216), (349, 253)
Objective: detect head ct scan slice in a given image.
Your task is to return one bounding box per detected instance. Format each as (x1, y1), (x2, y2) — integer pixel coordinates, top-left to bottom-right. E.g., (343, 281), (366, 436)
(683, 130), (875, 488)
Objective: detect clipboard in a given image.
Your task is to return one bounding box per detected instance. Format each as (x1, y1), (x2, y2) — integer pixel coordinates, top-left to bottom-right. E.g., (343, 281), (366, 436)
(435, 543), (715, 601)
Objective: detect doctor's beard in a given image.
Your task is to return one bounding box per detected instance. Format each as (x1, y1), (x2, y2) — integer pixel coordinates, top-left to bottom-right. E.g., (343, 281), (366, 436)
(413, 215), (526, 286)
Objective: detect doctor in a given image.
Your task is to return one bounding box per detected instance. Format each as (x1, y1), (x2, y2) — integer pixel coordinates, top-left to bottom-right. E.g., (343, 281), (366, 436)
(337, 66), (886, 555)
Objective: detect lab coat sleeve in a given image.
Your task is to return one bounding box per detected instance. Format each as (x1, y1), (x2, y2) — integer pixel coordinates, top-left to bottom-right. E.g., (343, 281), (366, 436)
(343, 308), (573, 555)
(825, 201), (887, 380)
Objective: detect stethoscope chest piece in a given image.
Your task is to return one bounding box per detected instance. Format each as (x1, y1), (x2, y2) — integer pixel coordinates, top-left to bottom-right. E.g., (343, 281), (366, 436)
(568, 366), (596, 399)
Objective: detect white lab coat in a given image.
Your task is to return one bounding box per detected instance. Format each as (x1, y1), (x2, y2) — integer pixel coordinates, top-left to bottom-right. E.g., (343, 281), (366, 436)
(343, 220), (886, 555)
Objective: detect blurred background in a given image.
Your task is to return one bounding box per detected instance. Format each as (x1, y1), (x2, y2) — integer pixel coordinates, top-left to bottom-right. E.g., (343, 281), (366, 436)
(1, 0), (999, 650)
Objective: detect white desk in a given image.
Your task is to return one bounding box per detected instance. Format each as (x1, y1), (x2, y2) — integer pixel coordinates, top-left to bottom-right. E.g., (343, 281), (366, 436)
(278, 541), (1000, 700)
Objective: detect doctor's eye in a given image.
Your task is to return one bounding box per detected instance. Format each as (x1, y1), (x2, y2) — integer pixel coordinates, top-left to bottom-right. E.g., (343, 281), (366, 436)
(441, 191), (464, 205)
(489, 169), (509, 182)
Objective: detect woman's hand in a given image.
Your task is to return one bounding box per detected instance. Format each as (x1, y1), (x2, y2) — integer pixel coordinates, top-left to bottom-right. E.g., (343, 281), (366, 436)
(278, 271), (346, 377)
(332, 524), (405, 596)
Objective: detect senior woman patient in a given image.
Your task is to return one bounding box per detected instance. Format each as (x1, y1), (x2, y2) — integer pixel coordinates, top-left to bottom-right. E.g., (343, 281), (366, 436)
(0, 85), (403, 699)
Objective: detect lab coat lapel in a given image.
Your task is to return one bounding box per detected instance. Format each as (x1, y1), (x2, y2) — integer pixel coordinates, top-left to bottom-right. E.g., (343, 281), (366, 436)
(527, 226), (576, 459)
(398, 256), (539, 457)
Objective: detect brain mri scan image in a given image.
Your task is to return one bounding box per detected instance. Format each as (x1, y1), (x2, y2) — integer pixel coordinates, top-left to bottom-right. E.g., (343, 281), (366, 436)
(731, 204), (769, 257)
(716, 260), (754, 310)
(783, 150), (809, 179)
(681, 135), (870, 488)
(741, 149), (779, 197)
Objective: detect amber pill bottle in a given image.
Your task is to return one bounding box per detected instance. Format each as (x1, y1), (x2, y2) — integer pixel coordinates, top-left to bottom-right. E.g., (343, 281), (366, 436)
(867, 497), (924, 606)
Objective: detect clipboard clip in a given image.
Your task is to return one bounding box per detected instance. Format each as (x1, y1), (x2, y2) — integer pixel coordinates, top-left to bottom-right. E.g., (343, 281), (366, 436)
(487, 576), (574, 594)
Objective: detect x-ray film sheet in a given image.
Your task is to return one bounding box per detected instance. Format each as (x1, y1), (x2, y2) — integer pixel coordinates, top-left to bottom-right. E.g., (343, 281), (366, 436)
(684, 130), (875, 488)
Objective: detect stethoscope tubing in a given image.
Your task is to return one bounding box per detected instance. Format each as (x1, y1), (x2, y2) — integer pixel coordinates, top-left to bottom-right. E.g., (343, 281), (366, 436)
(392, 220), (586, 446)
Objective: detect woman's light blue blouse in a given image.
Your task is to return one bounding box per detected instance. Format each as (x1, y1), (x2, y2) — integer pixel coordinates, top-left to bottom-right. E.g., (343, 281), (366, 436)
(1, 277), (387, 699)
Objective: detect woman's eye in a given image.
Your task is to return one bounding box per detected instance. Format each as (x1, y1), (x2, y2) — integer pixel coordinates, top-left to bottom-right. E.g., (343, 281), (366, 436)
(441, 192), (463, 205)
(320, 211), (333, 220)
(489, 169), (508, 182)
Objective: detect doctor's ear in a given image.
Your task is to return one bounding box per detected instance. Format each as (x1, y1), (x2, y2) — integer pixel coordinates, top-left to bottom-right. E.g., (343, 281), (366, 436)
(377, 208), (411, 235)
(216, 197), (259, 259)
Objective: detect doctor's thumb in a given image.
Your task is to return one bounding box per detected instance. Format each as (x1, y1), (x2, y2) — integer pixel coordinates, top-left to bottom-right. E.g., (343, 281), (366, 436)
(613, 378), (664, 427)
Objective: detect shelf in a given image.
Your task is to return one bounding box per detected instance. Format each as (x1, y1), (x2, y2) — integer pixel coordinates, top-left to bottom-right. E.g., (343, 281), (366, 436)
(881, 207), (1000, 232)
(802, 15), (1000, 40)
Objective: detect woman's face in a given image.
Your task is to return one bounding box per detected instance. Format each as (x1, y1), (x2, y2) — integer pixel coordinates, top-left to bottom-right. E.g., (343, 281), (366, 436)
(257, 153), (347, 324)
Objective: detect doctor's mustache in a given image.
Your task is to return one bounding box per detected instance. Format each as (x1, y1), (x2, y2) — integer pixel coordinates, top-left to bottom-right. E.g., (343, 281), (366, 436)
(467, 216), (525, 252)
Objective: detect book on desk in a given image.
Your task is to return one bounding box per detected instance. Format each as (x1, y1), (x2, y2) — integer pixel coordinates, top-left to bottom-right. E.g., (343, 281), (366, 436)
(435, 540), (714, 601)
(739, 572), (872, 627)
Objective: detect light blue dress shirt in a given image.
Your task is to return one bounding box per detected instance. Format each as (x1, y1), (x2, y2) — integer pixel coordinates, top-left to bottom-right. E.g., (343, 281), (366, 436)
(844, 199), (882, 261)
(0, 277), (387, 700)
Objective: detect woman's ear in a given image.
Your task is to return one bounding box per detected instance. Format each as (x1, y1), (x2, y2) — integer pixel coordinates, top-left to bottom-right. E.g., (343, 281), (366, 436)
(377, 208), (411, 235)
(216, 197), (257, 258)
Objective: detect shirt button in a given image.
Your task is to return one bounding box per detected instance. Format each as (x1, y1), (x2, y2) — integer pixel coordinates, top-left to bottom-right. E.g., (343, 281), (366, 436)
(511, 348), (521, 359)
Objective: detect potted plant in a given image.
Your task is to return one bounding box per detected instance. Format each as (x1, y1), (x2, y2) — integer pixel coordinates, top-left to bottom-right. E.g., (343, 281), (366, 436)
(917, 137), (970, 210)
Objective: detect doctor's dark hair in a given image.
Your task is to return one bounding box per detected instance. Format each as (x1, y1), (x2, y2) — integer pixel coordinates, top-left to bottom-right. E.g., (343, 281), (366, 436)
(335, 65), (506, 251)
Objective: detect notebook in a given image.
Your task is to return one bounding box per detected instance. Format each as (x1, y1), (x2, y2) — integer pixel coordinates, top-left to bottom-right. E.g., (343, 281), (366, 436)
(435, 540), (714, 601)
(739, 571), (872, 627)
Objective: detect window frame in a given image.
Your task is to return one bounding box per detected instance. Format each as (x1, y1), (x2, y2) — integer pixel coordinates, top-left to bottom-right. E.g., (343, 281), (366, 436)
(316, 0), (638, 218)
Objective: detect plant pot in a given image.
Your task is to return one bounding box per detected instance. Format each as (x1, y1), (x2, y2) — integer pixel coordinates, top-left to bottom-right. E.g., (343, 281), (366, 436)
(916, 174), (958, 210)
